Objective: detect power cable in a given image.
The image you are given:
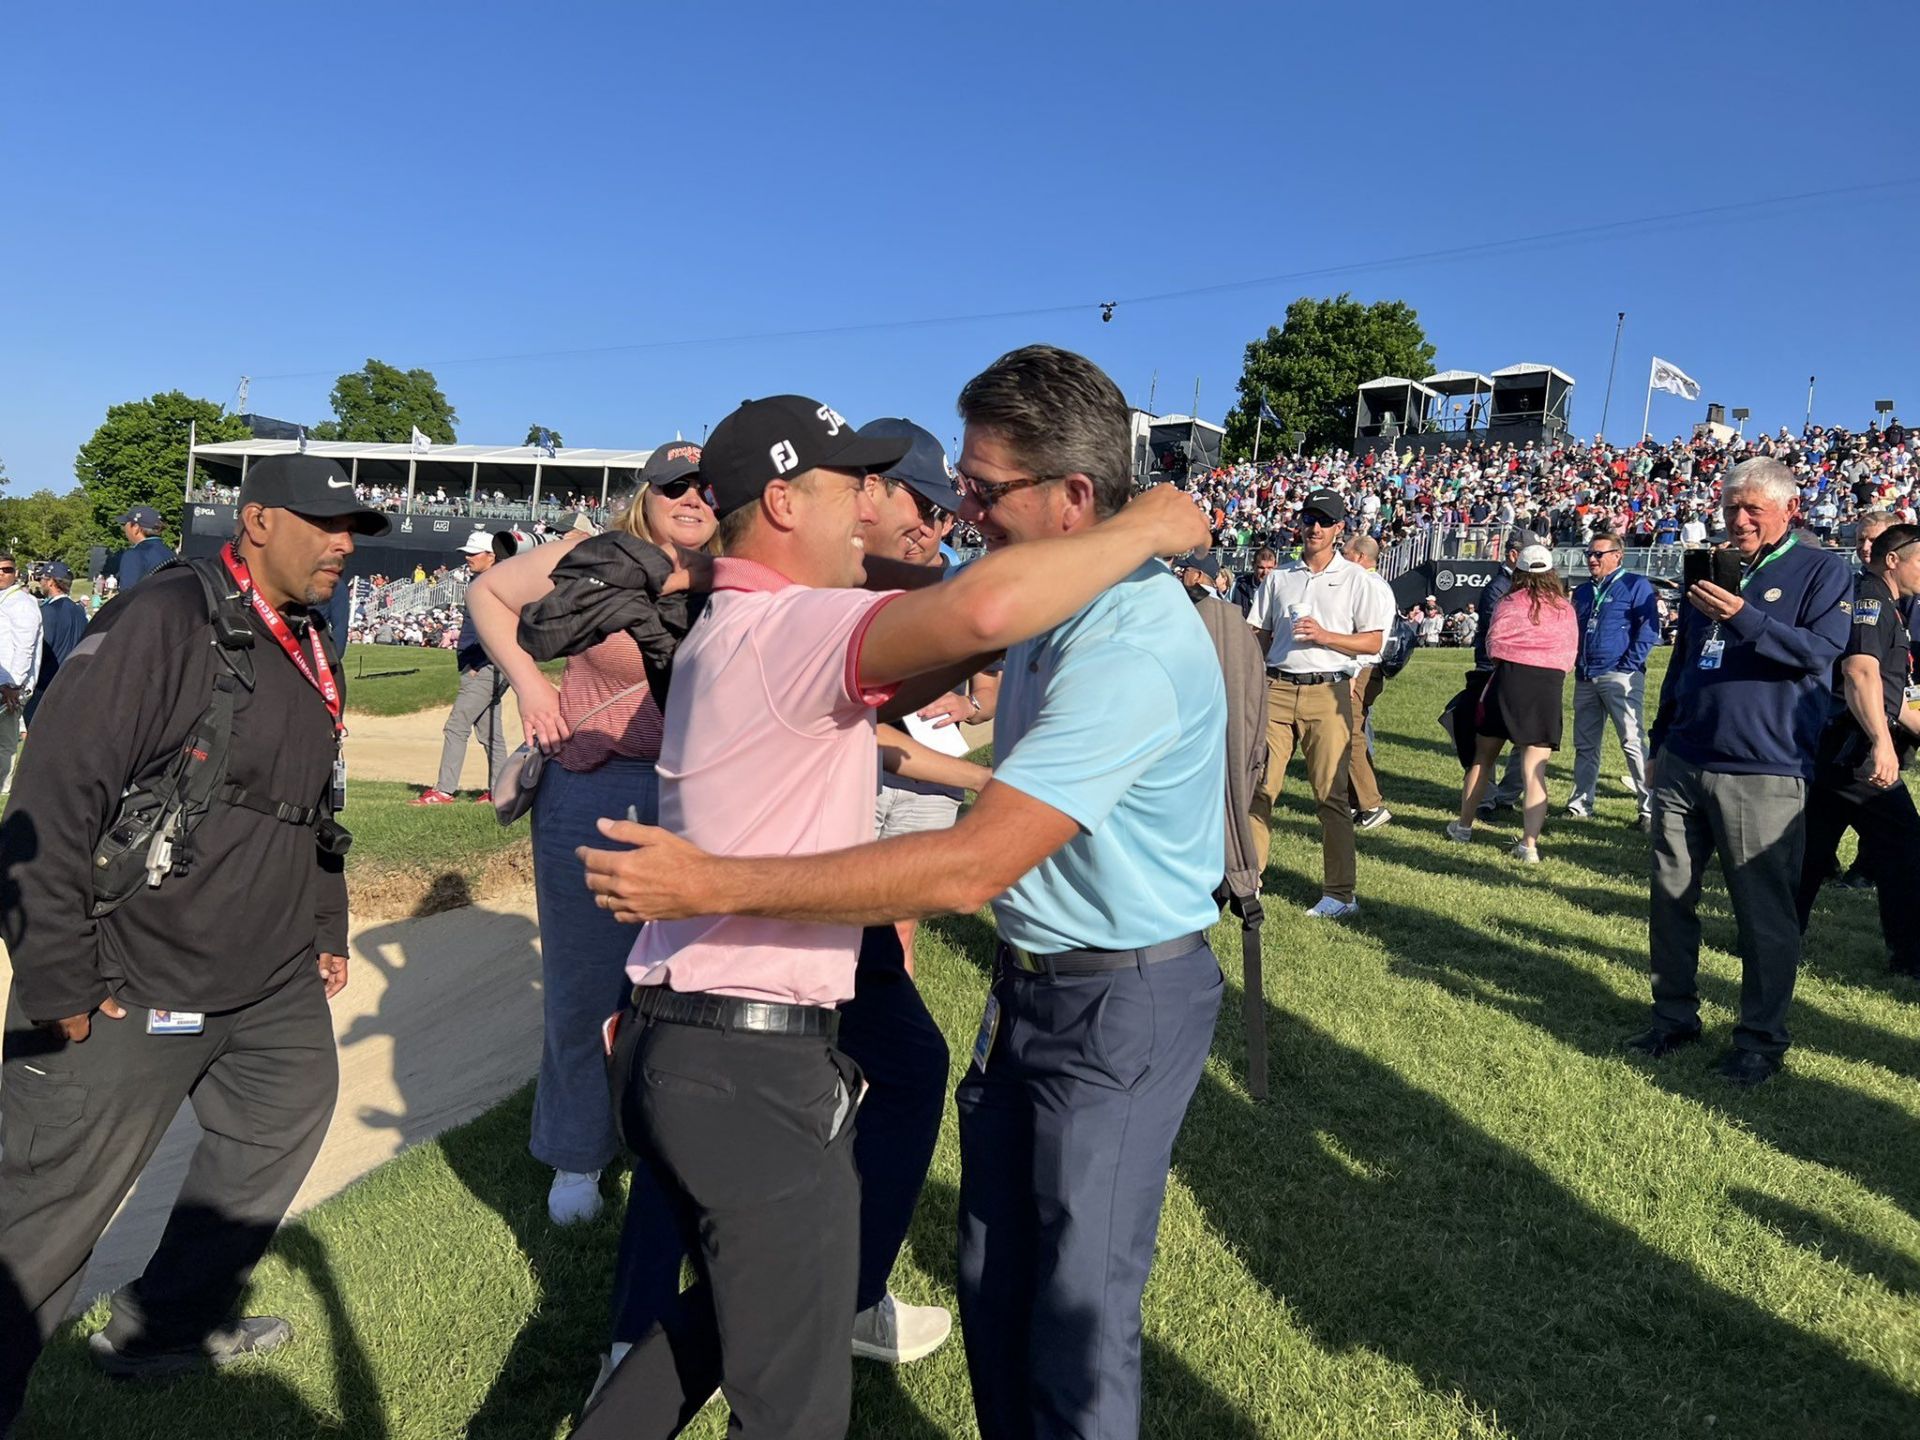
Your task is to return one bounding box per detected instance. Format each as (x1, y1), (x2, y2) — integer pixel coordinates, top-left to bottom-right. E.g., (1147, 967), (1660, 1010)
(249, 176), (1919, 385)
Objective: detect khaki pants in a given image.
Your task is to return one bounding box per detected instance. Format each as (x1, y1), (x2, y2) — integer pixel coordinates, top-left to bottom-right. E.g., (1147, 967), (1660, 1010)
(1251, 678), (1357, 902)
(1346, 669), (1385, 813)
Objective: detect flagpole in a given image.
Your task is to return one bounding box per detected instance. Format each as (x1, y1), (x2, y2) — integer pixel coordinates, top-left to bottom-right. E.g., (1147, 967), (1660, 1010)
(1806, 374), (1816, 431)
(1640, 356), (1655, 443)
(1252, 389), (1265, 464)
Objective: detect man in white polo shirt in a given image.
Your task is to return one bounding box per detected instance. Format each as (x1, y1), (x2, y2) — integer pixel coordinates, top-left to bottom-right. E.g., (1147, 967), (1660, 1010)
(573, 393), (1207, 1440)
(1246, 489), (1393, 918)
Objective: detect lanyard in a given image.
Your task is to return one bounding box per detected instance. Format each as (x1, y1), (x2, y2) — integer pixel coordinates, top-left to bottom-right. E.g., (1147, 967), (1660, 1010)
(1738, 534), (1797, 592)
(220, 543), (343, 735)
(1588, 571), (1620, 615)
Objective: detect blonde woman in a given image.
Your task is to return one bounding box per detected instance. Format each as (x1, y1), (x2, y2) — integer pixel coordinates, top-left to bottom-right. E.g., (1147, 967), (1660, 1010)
(466, 445), (716, 1226)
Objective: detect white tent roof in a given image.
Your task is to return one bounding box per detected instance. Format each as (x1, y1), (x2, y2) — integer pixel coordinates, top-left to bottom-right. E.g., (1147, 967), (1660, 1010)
(1145, 414), (1227, 435)
(1422, 370), (1495, 394)
(1490, 363), (1575, 386)
(191, 439), (657, 470)
(1356, 376), (1440, 398)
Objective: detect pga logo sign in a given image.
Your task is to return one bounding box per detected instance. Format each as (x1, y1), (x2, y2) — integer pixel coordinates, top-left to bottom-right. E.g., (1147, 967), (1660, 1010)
(1433, 569), (1492, 592)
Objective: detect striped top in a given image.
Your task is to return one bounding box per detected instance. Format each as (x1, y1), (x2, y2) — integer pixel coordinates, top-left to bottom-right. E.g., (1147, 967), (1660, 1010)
(555, 631), (663, 771)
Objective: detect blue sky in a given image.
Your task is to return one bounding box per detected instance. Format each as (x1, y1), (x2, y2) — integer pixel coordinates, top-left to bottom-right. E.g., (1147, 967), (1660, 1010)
(2, 0), (1914, 489)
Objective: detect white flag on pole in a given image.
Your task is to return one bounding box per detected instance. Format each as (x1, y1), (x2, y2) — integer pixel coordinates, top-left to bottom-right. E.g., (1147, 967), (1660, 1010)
(410, 425), (432, 454)
(1648, 357), (1701, 401)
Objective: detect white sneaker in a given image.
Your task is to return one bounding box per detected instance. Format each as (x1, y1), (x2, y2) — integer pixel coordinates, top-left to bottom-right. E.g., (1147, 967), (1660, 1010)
(1444, 820), (1474, 844)
(547, 1169), (603, 1226)
(1564, 800), (1592, 819)
(851, 1292), (953, 1364)
(1509, 839), (1541, 864)
(1304, 896), (1359, 920)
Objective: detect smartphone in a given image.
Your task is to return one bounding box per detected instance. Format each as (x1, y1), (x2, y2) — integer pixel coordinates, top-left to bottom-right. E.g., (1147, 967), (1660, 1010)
(1711, 549), (1744, 591)
(1682, 549), (1711, 595)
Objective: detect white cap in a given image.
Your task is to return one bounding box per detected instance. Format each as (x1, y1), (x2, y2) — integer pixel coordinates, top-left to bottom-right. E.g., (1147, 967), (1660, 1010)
(459, 531), (492, 556)
(1515, 544), (1555, 573)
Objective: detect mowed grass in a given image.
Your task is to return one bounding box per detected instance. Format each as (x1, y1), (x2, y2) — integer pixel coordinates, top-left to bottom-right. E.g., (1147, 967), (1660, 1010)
(20, 650), (1920, 1438)
(344, 779), (526, 877)
(342, 644), (562, 717)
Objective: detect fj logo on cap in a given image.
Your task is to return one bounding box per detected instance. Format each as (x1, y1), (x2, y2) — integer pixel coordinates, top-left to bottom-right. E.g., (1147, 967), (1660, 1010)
(770, 440), (800, 474)
(816, 405), (846, 437)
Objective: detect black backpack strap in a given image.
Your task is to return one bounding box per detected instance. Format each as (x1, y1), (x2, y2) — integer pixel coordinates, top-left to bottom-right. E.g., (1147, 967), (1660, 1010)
(217, 781), (321, 827)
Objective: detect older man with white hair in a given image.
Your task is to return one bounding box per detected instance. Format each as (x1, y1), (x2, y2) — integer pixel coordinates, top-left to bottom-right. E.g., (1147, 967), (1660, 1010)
(1630, 457), (1852, 1086)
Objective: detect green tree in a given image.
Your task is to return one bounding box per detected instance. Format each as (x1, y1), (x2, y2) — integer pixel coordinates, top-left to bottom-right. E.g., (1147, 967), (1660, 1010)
(0, 489), (97, 571)
(309, 359), (458, 444)
(523, 423), (563, 449)
(74, 391), (249, 542)
(1222, 295), (1437, 459)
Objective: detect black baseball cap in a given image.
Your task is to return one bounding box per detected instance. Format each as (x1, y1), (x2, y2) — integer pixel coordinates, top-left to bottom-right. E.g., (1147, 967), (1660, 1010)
(639, 441), (702, 489)
(701, 396), (910, 517)
(238, 454), (392, 536)
(1302, 489), (1347, 523)
(44, 561), (72, 583)
(859, 418), (962, 514)
(116, 505), (162, 530)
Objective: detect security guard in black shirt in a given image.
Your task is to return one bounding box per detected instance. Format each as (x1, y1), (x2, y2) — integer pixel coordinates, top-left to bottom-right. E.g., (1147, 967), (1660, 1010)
(1794, 522), (1920, 978)
(0, 455), (387, 1428)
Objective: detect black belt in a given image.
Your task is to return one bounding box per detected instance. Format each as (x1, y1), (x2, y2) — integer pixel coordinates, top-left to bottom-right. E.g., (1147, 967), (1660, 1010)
(629, 984), (839, 1038)
(1267, 668), (1344, 685)
(1002, 931), (1206, 977)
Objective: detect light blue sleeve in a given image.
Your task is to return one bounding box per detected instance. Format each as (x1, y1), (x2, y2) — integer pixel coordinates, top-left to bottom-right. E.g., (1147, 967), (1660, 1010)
(991, 640), (1181, 834)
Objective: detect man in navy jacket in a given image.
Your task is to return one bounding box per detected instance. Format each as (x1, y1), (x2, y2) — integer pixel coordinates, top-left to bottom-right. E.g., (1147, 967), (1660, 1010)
(1566, 535), (1663, 827)
(1631, 458), (1852, 1086)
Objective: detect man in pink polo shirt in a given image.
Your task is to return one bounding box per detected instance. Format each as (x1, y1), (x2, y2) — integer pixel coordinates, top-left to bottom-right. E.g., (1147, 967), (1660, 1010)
(575, 393), (1207, 1440)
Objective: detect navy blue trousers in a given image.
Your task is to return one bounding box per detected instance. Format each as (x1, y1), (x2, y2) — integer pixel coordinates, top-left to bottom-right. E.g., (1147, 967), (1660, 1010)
(610, 925), (950, 1340)
(956, 943), (1223, 1440)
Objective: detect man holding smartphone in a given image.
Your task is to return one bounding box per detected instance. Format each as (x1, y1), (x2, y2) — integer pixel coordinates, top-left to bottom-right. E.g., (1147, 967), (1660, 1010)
(1631, 458), (1852, 1085)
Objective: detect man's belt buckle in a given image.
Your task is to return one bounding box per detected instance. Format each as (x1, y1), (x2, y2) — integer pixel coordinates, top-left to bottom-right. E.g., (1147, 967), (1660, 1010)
(1008, 945), (1044, 974)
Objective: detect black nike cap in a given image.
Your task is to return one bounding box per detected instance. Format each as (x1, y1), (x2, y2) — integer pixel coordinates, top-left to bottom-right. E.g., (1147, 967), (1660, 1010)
(701, 396), (910, 518)
(238, 454), (392, 536)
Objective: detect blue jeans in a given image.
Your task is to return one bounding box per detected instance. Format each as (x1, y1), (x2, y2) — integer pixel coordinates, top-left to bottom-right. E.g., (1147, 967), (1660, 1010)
(528, 756), (658, 1173)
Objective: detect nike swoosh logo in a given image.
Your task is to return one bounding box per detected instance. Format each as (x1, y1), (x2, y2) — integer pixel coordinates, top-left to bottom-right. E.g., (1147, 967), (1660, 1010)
(326, 479), (351, 489)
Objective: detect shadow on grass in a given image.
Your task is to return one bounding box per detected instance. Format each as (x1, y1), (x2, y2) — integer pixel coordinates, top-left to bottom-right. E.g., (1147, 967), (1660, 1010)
(1174, 1000), (1920, 1439)
(346, 876), (607, 1439)
(1369, 893), (1920, 1227)
(1729, 1188), (1920, 1298)
(1497, 913), (1920, 1080)
(17, 1220), (389, 1439)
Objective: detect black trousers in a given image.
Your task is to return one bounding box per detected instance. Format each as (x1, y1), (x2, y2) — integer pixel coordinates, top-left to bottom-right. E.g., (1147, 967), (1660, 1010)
(0, 969), (338, 1431)
(1795, 763), (1920, 971)
(608, 928), (949, 1340)
(577, 1015), (863, 1440)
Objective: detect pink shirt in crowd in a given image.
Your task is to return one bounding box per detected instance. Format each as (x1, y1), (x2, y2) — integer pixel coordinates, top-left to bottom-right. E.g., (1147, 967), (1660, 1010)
(625, 557), (901, 1006)
(1488, 589), (1579, 672)
(555, 632), (664, 771)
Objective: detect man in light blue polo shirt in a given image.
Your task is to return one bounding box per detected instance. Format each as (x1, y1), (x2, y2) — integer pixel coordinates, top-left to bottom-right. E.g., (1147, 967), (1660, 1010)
(583, 346), (1227, 1440)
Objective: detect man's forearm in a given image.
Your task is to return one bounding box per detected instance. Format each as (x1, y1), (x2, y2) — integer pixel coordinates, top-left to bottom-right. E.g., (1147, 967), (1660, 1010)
(1316, 629), (1384, 659)
(1843, 665), (1893, 748)
(701, 828), (983, 926)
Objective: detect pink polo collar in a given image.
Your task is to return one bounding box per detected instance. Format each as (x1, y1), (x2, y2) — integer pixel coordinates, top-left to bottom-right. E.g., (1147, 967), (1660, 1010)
(710, 556), (796, 594)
